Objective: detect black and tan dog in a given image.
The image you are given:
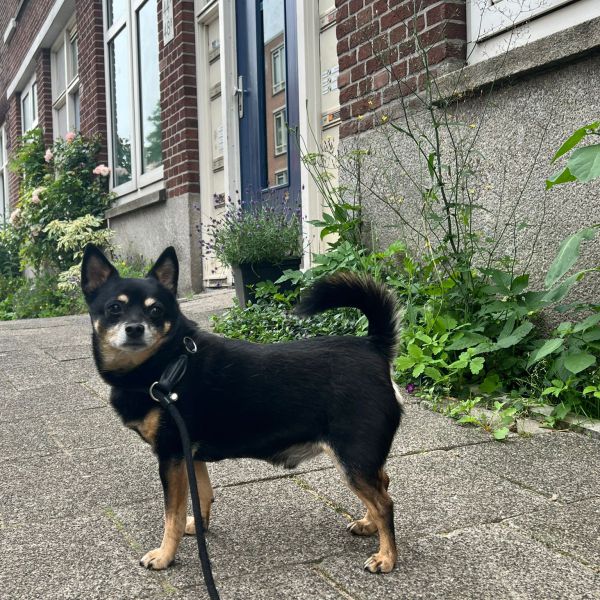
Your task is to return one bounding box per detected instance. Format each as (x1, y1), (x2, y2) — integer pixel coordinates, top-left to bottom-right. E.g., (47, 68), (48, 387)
(81, 244), (403, 573)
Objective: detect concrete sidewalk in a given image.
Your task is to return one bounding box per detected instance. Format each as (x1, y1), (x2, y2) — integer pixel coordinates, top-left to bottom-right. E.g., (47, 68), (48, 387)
(0, 288), (598, 599)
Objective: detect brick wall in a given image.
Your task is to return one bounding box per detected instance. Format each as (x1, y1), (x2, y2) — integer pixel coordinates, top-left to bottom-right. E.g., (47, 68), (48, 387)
(336, 0), (467, 138)
(36, 49), (54, 147)
(158, 0), (200, 199)
(76, 0), (107, 161)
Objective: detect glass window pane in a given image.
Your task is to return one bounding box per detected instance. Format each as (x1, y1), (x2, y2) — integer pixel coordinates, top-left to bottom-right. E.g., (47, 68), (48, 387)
(137, 0), (162, 173)
(109, 28), (133, 186)
(55, 103), (67, 139)
(262, 0), (287, 189)
(72, 90), (80, 131)
(70, 35), (78, 81)
(31, 83), (37, 124)
(54, 43), (66, 98)
(0, 173), (5, 223)
(22, 92), (31, 131)
(108, 0), (128, 27)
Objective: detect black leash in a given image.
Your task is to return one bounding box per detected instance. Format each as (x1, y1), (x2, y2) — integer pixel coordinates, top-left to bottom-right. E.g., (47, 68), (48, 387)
(149, 336), (220, 600)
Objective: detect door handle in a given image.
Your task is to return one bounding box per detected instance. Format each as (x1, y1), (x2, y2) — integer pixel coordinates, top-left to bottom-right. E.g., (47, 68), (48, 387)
(233, 76), (246, 119)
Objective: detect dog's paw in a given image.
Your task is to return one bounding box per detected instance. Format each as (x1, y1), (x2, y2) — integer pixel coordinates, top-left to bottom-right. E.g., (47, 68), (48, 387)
(139, 548), (173, 570)
(364, 552), (396, 574)
(184, 515), (210, 535)
(346, 518), (377, 536)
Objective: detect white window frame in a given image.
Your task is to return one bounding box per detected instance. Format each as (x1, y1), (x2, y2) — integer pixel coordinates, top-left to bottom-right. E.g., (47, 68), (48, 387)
(271, 43), (286, 95)
(274, 168), (288, 186)
(0, 125), (9, 224)
(104, 0), (163, 198)
(467, 0), (600, 63)
(273, 107), (287, 156)
(52, 22), (80, 139)
(21, 74), (38, 133)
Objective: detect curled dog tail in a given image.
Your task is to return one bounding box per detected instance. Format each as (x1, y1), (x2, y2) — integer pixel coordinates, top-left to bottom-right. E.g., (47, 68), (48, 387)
(295, 272), (399, 362)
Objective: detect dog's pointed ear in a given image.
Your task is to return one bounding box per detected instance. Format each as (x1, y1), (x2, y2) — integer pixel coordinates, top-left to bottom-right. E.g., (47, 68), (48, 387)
(148, 247), (179, 296)
(81, 244), (119, 297)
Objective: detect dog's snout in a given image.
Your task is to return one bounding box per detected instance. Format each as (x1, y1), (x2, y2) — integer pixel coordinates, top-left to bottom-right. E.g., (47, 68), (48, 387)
(125, 323), (145, 339)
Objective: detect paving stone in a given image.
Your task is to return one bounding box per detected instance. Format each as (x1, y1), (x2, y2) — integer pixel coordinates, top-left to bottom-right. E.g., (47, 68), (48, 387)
(110, 477), (368, 590)
(455, 432), (600, 502)
(390, 404), (492, 457)
(0, 382), (105, 423)
(300, 449), (549, 539)
(43, 406), (134, 451)
(318, 524), (599, 600)
(0, 416), (62, 461)
(44, 343), (93, 361)
(0, 514), (169, 600)
(505, 497), (600, 572)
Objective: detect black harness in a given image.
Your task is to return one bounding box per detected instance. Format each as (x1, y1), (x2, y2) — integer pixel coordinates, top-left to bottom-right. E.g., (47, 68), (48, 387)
(149, 336), (220, 600)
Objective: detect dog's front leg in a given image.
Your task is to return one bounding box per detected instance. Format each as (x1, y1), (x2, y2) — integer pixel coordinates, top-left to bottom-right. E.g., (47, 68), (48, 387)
(185, 461), (214, 535)
(140, 459), (188, 570)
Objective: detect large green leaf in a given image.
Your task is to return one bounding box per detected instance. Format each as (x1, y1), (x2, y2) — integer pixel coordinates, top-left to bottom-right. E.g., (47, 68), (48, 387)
(564, 352), (596, 374)
(572, 313), (600, 333)
(544, 228), (597, 288)
(446, 332), (490, 351)
(546, 167), (577, 190)
(527, 338), (564, 368)
(567, 144), (600, 182)
(552, 122), (599, 162)
(495, 321), (534, 349)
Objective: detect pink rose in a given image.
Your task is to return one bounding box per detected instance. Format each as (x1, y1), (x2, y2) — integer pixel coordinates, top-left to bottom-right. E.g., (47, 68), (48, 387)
(9, 208), (21, 225)
(44, 148), (53, 162)
(93, 164), (111, 177)
(65, 131), (76, 142)
(31, 194), (40, 204)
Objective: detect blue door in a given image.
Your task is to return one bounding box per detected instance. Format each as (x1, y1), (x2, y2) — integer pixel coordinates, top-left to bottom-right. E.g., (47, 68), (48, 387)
(236, 0), (300, 209)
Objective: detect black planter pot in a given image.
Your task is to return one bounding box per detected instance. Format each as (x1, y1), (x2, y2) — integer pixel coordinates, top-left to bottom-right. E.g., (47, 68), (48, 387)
(232, 258), (301, 306)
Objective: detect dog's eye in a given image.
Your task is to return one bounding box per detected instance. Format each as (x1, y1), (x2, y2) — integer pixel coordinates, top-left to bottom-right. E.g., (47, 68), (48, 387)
(107, 303), (122, 315)
(148, 305), (164, 318)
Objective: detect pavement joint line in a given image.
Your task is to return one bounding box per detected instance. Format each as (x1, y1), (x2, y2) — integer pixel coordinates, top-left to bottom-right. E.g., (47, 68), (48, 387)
(495, 473), (562, 502)
(497, 520), (600, 575)
(312, 565), (361, 600)
(388, 437), (495, 459)
(290, 475), (356, 521)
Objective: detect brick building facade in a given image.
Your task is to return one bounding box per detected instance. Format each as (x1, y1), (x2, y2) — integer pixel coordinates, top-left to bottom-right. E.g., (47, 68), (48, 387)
(1, 0), (599, 292)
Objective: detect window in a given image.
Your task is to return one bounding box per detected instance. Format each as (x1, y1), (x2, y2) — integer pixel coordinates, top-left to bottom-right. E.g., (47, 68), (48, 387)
(105, 0), (162, 192)
(52, 25), (80, 138)
(273, 108), (287, 156)
(271, 44), (286, 95)
(21, 75), (38, 133)
(0, 126), (8, 224)
(274, 169), (288, 186)
(468, 0), (600, 63)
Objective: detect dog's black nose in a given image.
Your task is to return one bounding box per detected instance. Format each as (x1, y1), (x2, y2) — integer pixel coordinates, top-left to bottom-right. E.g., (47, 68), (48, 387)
(125, 323), (145, 339)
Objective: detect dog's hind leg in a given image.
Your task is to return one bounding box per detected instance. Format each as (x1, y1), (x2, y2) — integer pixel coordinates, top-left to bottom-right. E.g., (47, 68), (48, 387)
(185, 461), (214, 535)
(140, 459), (188, 570)
(347, 469), (390, 537)
(346, 469), (396, 573)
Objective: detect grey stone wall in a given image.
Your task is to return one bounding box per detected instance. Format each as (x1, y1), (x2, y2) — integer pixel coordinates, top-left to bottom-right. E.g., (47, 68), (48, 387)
(339, 53), (600, 303)
(107, 193), (203, 294)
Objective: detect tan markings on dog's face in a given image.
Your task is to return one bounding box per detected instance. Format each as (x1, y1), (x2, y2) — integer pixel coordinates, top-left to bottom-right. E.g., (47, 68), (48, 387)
(93, 319), (102, 333)
(164, 321), (171, 333)
(144, 297), (156, 307)
(117, 294), (129, 303)
(97, 321), (168, 372)
(127, 408), (161, 448)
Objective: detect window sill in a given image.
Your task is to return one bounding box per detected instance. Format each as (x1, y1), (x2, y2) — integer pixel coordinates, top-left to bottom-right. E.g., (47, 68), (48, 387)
(105, 187), (166, 219)
(436, 14), (600, 103)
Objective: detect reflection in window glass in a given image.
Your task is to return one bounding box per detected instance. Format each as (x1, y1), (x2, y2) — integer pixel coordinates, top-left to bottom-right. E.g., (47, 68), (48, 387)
(109, 28), (132, 186)
(271, 45), (286, 95)
(138, 0), (162, 173)
(262, 0), (287, 189)
(55, 43), (66, 98)
(274, 109), (287, 156)
(108, 0), (128, 27)
(0, 172), (5, 223)
(72, 90), (80, 131)
(70, 35), (78, 80)
(56, 103), (67, 138)
(274, 169), (288, 186)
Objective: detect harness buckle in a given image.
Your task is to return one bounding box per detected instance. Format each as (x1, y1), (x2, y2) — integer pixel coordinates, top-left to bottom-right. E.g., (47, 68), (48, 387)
(183, 336), (198, 354)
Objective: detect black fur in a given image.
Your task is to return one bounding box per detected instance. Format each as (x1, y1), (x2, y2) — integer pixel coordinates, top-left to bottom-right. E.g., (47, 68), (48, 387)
(81, 244), (403, 572)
